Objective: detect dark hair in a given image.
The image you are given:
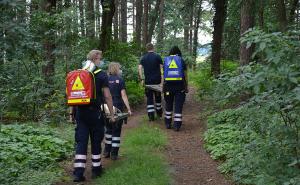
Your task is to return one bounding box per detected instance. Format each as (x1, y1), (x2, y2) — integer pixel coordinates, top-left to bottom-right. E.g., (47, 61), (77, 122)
(146, 43), (154, 51)
(169, 46), (182, 57)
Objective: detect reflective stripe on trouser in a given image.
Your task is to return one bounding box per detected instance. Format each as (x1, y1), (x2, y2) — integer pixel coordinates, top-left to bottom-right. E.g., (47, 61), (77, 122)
(155, 92), (162, 117)
(164, 91), (185, 129)
(105, 119), (123, 156)
(164, 111), (172, 127)
(73, 109), (104, 177)
(146, 88), (162, 119)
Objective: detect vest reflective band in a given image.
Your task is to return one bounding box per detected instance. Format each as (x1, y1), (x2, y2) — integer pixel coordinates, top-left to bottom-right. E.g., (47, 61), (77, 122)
(165, 77), (183, 81)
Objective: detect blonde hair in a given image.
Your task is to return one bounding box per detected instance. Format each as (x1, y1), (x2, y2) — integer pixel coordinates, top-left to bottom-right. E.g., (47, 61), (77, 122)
(87, 50), (102, 62)
(108, 62), (121, 75)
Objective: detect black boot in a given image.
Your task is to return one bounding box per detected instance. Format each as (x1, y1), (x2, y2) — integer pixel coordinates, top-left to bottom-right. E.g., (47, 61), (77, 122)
(73, 175), (86, 182)
(103, 144), (111, 158)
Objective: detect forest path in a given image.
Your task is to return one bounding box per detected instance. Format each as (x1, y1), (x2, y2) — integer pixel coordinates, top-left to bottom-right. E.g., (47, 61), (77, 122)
(56, 87), (232, 185)
(160, 87), (233, 185)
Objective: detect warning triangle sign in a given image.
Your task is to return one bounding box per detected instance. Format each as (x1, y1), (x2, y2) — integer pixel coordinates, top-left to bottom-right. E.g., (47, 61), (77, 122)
(169, 59), (178, 69)
(72, 76), (85, 90)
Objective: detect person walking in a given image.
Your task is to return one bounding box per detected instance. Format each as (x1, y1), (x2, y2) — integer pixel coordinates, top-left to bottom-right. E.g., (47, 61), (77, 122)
(103, 62), (132, 160)
(163, 46), (188, 131)
(138, 43), (163, 121)
(71, 50), (115, 182)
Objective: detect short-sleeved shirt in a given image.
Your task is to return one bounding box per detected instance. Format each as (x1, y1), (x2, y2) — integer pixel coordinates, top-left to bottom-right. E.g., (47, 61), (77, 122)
(140, 52), (163, 85)
(163, 57), (187, 92)
(108, 75), (126, 110)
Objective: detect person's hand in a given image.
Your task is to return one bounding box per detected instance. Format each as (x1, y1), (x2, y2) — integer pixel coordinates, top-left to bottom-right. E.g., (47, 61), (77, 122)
(68, 114), (75, 124)
(185, 87), (189, 93)
(128, 110), (133, 116)
(109, 116), (116, 123)
(140, 79), (144, 86)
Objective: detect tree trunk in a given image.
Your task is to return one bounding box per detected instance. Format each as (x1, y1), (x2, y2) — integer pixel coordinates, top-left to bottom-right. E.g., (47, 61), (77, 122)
(95, 0), (101, 38)
(239, 0), (255, 66)
(183, 0), (193, 52)
(289, 0), (299, 24)
(189, 5), (194, 54)
(87, 0), (95, 38)
(193, 0), (203, 63)
(211, 0), (228, 77)
(148, 0), (161, 43)
(79, 0), (85, 36)
(135, 0), (142, 48)
(276, 0), (288, 32)
(132, 0), (135, 30)
(258, 1), (264, 29)
(114, 0), (119, 40)
(100, 0), (115, 52)
(142, 0), (149, 46)
(41, 0), (56, 82)
(157, 0), (164, 51)
(120, 0), (127, 42)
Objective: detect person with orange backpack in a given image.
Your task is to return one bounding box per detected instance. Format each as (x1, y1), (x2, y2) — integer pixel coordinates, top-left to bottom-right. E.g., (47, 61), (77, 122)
(66, 50), (115, 182)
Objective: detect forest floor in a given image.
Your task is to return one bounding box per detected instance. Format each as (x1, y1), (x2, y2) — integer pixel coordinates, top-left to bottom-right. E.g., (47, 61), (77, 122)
(56, 87), (232, 185)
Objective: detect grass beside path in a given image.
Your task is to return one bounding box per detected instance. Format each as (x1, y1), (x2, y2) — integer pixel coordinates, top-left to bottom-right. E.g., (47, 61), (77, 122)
(94, 122), (170, 185)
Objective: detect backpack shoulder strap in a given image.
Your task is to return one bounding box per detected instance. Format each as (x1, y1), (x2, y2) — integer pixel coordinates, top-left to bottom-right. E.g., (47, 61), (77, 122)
(94, 68), (102, 74)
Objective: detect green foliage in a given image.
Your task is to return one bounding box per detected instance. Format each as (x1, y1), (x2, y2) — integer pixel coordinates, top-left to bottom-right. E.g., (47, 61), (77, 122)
(204, 29), (300, 185)
(126, 81), (144, 106)
(189, 60), (238, 99)
(94, 123), (169, 185)
(0, 123), (73, 185)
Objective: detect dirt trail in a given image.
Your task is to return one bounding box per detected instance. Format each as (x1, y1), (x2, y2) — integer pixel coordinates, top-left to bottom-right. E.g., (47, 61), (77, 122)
(56, 89), (232, 185)
(162, 87), (232, 185)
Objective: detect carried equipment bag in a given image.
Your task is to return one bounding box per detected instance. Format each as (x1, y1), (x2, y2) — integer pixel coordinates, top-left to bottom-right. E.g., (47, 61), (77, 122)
(66, 62), (101, 106)
(163, 55), (184, 81)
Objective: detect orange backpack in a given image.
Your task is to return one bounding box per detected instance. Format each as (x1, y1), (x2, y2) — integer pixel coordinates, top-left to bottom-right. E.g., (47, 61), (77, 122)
(66, 69), (101, 106)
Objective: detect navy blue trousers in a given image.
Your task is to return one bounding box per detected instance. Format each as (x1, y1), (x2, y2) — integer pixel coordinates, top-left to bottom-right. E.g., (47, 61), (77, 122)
(145, 88), (162, 120)
(73, 108), (104, 177)
(164, 91), (186, 129)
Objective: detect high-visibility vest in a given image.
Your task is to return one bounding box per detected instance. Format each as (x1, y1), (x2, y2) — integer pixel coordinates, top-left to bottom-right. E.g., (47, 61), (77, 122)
(163, 55), (184, 81)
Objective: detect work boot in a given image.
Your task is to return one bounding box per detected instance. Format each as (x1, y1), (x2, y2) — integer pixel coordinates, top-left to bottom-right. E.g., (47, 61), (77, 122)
(91, 167), (104, 179)
(111, 155), (118, 161)
(73, 175), (86, 182)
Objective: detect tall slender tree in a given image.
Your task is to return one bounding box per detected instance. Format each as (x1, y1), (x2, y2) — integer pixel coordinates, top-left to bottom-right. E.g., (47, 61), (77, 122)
(120, 0), (127, 42)
(211, 0), (228, 77)
(87, 0), (95, 38)
(193, 0), (203, 63)
(157, 0), (164, 50)
(239, 0), (255, 66)
(100, 0), (115, 52)
(142, 0), (149, 46)
(276, 0), (288, 32)
(41, 0), (56, 82)
(148, 0), (161, 43)
(79, 0), (85, 36)
(135, 0), (142, 48)
(289, 0), (299, 24)
(113, 0), (119, 40)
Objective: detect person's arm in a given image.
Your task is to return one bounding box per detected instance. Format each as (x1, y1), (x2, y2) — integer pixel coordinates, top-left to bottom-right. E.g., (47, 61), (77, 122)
(138, 64), (144, 85)
(121, 89), (132, 116)
(103, 87), (115, 122)
(160, 64), (164, 86)
(184, 69), (189, 93)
